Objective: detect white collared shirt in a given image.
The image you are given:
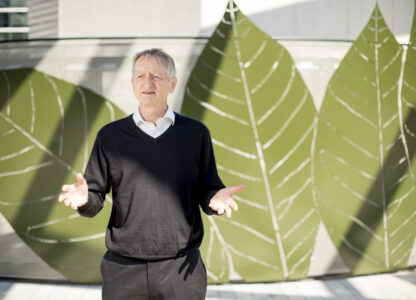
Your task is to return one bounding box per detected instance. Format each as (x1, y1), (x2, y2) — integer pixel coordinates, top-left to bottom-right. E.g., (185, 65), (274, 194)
(132, 104), (175, 138)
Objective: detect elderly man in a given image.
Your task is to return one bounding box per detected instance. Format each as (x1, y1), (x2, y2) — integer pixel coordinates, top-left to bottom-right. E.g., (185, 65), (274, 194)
(58, 48), (245, 300)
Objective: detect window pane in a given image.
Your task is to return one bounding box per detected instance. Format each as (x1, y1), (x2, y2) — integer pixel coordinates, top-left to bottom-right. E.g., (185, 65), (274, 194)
(0, 32), (27, 40)
(0, 13), (27, 26)
(0, 13), (9, 26)
(10, 12), (26, 26)
(0, 0), (27, 7)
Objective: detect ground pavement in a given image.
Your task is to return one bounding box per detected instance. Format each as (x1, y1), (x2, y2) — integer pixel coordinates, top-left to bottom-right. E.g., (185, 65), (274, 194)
(0, 269), (415, 299)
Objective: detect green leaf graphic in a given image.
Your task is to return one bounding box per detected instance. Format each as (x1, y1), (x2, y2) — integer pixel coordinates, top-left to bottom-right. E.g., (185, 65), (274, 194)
(0, 68), (125, 283)
(399, 0), (416, 267)
(313, 5), (416, 274)
(401, 1), (416, 190)
(182, 1), (318, 282)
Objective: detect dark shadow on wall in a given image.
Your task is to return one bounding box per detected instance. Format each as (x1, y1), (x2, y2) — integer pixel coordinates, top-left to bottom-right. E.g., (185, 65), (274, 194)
(0, 43), (55, 113)
(332, 109), (416, 273)
(13, 50), (133, 282)
(179, 13), (232, 122)
(0, 67), (110, 281)
(0, 1), (60, 280)
(321, 276), (370, 299)
(0, 41), (134, 282)
(0, 0), (60, 112)
(396, 272), (416, 285)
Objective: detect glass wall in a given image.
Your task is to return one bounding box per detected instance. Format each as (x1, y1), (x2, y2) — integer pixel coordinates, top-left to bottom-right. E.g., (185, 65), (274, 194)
(0, 0), (28, 41)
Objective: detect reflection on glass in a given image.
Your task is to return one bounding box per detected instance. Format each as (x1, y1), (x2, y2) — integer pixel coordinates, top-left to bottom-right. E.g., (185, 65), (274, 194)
(0, 0), (27, 7)
(0, 12), (27, 26)
(0, 32), (27, 40)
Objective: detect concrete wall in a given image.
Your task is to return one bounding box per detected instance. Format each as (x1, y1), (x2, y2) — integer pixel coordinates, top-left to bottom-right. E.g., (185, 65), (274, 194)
(58, 0), (201, 38)
(27, 0), (59, 39)
(201, 0), (413, 43)
(26, 0), (414, 43)
(25, 0), (414, 44)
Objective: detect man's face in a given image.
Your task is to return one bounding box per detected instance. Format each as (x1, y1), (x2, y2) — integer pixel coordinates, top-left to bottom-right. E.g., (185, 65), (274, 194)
(131, 55), (177, 108)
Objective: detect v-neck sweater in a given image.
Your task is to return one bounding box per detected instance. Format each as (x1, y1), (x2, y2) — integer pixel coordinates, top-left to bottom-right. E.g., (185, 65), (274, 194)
(77, 112), (225, 260)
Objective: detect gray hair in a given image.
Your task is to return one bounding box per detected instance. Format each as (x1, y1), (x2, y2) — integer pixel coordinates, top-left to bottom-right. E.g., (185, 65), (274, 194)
(131, 48), (176, 80)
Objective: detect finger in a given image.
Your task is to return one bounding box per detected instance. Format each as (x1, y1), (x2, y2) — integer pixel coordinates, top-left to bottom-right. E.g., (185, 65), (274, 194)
(64, 199), (72, 207)
(58, 193), (68, 202)
(229, 199), (238, 211)
(61, 184), (74, 192)
(225, 206), (232, 218)
(217, 206), (225, 215)
(209, 201), (218, 210)
(71, 203), (78, 210)
(229, 184), (246, 194)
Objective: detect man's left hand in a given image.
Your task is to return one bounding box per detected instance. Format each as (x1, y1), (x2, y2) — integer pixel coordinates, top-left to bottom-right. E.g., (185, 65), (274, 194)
(208, 185), (246, 218)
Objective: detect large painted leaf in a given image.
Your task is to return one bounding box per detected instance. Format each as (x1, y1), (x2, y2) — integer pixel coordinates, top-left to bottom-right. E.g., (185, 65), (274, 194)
(400, 0), (416, 266)
(0, 68), (125, 283)
(313, 5), (416, 275)
(181, 1), (318, 282)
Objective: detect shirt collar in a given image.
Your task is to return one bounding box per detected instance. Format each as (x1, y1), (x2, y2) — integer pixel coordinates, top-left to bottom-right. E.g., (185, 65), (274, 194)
(134, 104), (175, 125)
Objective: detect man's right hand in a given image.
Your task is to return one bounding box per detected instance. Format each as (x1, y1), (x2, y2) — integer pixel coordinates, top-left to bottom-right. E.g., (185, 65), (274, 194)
(58, 173), (88, 210)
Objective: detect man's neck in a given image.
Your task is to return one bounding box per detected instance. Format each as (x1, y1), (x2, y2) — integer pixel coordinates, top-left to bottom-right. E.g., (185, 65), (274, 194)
(139, 103), (168, 126)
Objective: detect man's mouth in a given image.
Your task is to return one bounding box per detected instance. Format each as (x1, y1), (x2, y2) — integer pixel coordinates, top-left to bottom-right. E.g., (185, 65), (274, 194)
(142, 91), (155, 95)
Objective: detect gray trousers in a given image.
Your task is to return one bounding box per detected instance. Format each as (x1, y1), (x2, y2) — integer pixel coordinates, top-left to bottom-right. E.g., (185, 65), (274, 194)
(101, 249), (207, 300)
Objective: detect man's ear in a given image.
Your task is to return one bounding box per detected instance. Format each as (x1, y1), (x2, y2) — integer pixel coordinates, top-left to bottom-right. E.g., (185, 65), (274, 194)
(169, 77), (178, 93)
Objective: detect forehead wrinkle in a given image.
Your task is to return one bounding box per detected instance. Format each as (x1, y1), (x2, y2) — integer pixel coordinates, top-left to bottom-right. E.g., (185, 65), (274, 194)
(134, 55), (168, 77)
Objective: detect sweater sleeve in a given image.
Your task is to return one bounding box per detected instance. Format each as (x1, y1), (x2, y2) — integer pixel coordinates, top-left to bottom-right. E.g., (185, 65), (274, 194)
(77, 133), (111, 218)
(198, 128), (225, 215)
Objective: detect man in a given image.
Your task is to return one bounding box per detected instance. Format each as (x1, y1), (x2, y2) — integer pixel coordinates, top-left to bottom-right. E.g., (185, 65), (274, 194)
(58, 48), (245, 299)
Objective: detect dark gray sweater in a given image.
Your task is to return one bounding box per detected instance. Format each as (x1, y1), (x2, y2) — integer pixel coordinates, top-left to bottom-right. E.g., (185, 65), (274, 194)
(77, 113), (224, 260)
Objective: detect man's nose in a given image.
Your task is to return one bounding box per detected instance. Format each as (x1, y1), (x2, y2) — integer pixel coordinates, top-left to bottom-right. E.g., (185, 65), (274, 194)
(142, 75), (155, 86)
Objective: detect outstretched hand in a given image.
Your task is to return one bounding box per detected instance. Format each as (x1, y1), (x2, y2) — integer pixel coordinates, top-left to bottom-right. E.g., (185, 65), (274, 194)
(208, 184), (246, 218)
(58, 173), (88, 210)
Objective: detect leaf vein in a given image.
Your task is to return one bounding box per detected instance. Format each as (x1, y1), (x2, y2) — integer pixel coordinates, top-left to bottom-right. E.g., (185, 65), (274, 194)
(267, 124), (313, 174)
(243, 37), (268, 69)
(0, 111), (76, 175)
(186, 87), (249, 126)
(318, 149), (380, 208)
(272, 158), (310, 192)
(0, 161), (53, 178)
(0, 145), (35, 161)
(321, 115), (379, 160)
(319, 149), (375, 180)
(233, 194), (268, 211)
(192, 75), (245, 104)
(221, 218), (275, 244)
(328, 84), (377, 128)
(257, 64), (296, 126)
(201, 59), (242, 83)
(228, 244), (279, 270)
(380, 46), (402, 74)
(212, 137), (257, 160)
(250, 48), (284, 94)
(263, 89), (309, 149)
(217, 164), (261, 181)
(276, 177), (311, 222)
(329, 228), (382, 266)
(283, 208), (315, 240)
